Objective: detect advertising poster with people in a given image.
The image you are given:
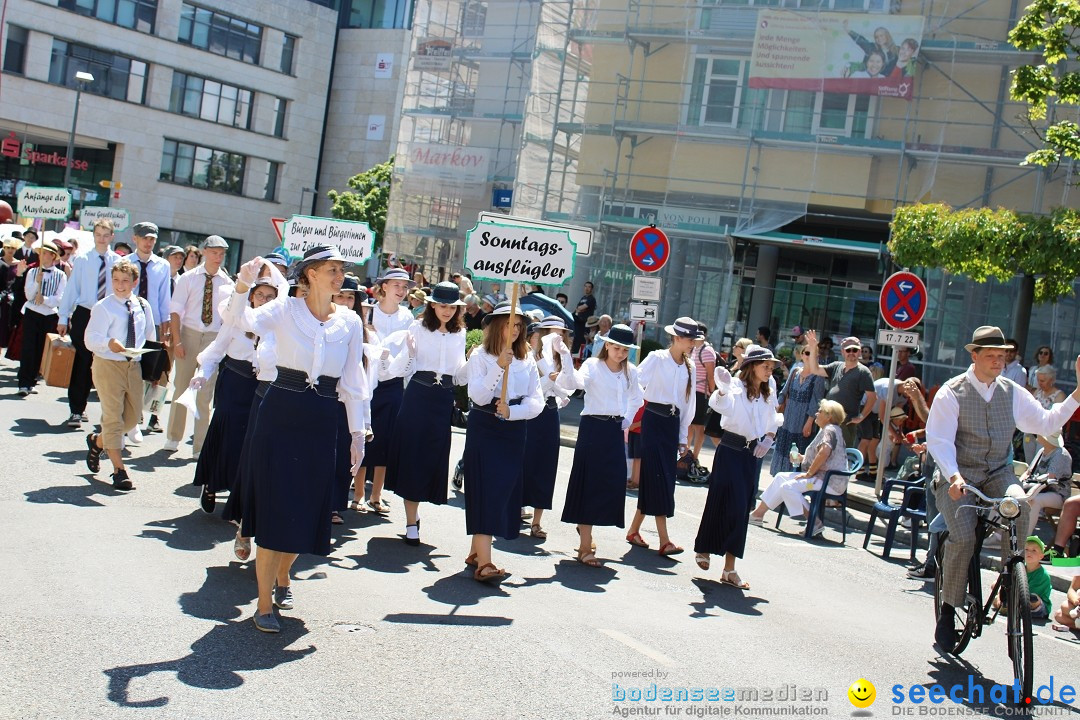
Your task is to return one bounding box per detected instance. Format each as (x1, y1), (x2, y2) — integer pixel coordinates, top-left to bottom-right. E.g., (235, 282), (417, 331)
(749, 11), (925, 100)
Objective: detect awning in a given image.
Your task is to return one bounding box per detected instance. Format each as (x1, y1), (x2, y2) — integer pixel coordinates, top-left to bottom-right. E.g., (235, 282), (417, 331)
(733, 229), (882, 257)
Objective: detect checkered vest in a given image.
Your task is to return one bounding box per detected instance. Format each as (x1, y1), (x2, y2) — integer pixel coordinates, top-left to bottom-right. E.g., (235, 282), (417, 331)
(948, 374), (1014, 484)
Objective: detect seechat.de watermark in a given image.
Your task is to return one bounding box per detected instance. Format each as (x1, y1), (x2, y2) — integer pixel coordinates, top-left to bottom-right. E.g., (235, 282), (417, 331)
(889, 675), (1077, 715)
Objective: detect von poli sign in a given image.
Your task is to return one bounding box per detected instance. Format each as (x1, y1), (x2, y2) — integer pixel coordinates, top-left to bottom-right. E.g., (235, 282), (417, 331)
(1, 132), (91, 171)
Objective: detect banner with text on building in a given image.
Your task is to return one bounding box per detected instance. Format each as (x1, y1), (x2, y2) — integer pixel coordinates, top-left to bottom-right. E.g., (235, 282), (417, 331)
(749, 11), (924, 100)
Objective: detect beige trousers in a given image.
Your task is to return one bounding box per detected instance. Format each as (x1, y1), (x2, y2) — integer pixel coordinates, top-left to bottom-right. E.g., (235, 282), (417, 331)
(166, 326), (218, 453)
(92, 356), (143, 451)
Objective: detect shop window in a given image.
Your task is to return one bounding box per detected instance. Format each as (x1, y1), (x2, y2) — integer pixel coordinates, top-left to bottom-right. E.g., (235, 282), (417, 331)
(160, 139), (245, 195)
(169, 72), (252, 129)
(3, 25), (27, 75)
(49, 40), (147, 104)
(58, 0), (157, 33)
(178, 3), (262, 65)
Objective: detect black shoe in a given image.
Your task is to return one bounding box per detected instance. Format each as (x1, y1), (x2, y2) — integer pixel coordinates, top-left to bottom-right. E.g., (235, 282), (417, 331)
(112, 468), (134, 491)
(199, 486), (215, 513)
(935, 607), (957, 653)
(907, 564), (935, 579)
(147, 416), (163, 434)
(80, 413), (89, 423)
(1043, 546), (1065, 564)
(85, 433), (102, 473)
(404, 521), (420, 546)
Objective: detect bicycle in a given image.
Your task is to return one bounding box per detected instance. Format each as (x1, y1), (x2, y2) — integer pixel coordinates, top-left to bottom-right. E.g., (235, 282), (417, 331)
(933, 484), (1034, 701)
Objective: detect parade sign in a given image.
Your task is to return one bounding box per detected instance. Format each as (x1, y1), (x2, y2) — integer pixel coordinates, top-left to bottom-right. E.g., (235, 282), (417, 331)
(464, 221), (575, 286)
(282, 215), (375, 264)
(749, 11), (925, 100)
(17, 187), (70, 219)
(478, 211), (593, 256)
(879, 271), (926, 330)
(79, 206), (129, 232)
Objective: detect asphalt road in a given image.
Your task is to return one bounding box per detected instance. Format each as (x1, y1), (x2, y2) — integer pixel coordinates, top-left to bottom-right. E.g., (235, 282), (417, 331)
(1, 357), (1078, 720)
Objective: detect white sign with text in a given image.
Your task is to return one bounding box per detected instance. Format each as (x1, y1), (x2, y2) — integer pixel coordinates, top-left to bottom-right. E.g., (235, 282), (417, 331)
(79, 206), (130, 231)
(464, 221), (575, 286)
(283, 215), (375, 265)
(876, 329), (919, 347)
(477, 211), (593, 256)
(17, 187), (70, 219)
(632, 275), (663, 302)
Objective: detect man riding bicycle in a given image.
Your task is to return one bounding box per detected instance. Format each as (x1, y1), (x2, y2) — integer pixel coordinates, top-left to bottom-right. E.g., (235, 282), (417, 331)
(925, 326), (1080, 652)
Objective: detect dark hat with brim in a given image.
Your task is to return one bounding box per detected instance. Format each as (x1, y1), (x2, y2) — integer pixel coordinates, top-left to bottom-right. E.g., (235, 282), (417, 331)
(964, 325), (1011, 352)
(294, 244), (345, 277)
(338, 275), (360, 293)
(482, 301), (528, 326)
(22, 227), (39, 239)
(264, 251), (288, 268)
(664, 316), (702, 339)
(538, 316), (567, 331)
(426, 281), (466, 306)
(599, 324), (638, 349)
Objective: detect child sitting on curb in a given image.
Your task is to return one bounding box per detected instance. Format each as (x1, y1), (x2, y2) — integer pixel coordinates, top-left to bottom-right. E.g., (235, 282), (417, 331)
(995, 537), (1053, 619)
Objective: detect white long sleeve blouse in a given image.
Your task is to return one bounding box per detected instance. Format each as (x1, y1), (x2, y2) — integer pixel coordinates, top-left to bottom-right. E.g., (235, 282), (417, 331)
(537, 353), (573, 408)
(371, 303), (414, 340)
(637, 349), (696, 444)
(559, 355), (644, 430)
(194, 325), (257, 381)
(467, 349), (544, 422)
(709, 378), (783, 441)
(223, 292), (370, 433)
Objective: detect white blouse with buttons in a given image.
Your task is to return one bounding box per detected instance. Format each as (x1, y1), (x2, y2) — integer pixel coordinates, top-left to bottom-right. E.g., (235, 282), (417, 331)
(390, 322), (468, 382)
(710, 378), (783, 441)
(558, 354), (644, 429)
(466, 349), (544, 422)
(371, 304), (414, 340)
(637, 348), (697, 444)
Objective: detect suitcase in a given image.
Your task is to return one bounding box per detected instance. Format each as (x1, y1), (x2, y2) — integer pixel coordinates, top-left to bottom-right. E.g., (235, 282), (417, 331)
(41, 333), (75, 388)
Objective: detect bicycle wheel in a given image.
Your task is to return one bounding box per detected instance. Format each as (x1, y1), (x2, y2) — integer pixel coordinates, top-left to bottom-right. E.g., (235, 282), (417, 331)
(1006, 558), (1034, 701)
(933, 531), (977, 654)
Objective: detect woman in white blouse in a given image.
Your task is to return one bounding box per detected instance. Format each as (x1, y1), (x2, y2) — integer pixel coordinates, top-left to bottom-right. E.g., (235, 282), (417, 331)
(463, 301), (544, 582)
(225, 246), (370, 634)
(625, 317), (699, 557)
(521, 316), (574, 539)
(17, 242), (66, 395)
(189, 277), (279, 515)
(558, 324), (644, 566)
(693, 345), (783, 590)
(384, 281), (467, 547)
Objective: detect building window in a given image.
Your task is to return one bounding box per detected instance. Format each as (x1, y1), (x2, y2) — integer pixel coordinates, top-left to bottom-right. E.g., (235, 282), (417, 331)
(160, 139), (245, 195)
(169, 72), (252, 129)
(281, 34), (296, 74)
(58, 0), (157, 33)
(49, 40), (147, 103)
(272, 97), (287, 138)
(178, 3), (262, 65)
(461, 1), (486, 37)
(347, 0), (414, 29)
(263, 161), (280, 201)
(3, 25), (28, 75)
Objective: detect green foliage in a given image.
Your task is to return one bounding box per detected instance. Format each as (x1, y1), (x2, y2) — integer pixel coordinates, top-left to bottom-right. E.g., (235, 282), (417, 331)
(1009, 0), (1080, 166)
(465, 329), (484, 353)
(327, 157), (394, 246)
(455, 329), (487, 410)
(889, 203), (1080, 303)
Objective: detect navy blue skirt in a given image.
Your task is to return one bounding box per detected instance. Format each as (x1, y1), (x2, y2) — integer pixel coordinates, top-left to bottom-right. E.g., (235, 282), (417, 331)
(222, 382), (266, 525)
(637, 407), (679, 517)
(463, 407), (526, 539)
(561, 415), (626, 527)
(384, 379), (453, 504)
(694, 444), (755, 558)
(521, 402), (560, 509)
(627, 431), (642, 459)
(363, 377), (404, 468)
(333, 402), (352, 511)
(193, 361), (259, 493)
(241, 384), (339, 555)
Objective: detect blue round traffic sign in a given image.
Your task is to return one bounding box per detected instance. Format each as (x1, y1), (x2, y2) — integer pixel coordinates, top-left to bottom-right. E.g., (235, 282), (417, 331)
(629, 225), (669, 274)
(879, 271), (926, 330)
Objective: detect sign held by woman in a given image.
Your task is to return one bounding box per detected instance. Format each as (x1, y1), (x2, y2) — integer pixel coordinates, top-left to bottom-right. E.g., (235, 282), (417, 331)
(464, 221), (576, 285)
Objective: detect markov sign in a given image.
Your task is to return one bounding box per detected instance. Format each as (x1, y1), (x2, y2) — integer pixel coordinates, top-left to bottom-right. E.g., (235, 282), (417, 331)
(283, 215), (375, 264)
(17, 187), (71, 219)
(464, 221), (575, 285)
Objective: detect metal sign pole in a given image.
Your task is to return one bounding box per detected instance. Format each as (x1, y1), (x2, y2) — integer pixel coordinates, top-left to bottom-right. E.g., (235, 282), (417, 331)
(876, 351), (900, 497)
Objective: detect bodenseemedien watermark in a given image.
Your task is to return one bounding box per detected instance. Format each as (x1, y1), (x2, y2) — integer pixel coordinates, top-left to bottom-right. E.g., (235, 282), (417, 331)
(611, 680), (829, 717)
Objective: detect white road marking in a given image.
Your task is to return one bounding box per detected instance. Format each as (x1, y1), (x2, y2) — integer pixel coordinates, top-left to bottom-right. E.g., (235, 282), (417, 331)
(599, 628), (677, 667)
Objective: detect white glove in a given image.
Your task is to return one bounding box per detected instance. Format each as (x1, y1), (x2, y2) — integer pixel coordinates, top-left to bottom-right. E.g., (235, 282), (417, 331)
(714, 365), (732, 388)
(350, 432), (366, 475)
(237, 257), (262, 286)
(753, 435), (774, 459)
(189, 376), (207, 391)
(553, 334), (568, 354)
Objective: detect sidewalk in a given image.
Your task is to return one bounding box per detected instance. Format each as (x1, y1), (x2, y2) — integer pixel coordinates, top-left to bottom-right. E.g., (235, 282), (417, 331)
(556, 397), (1078, 593)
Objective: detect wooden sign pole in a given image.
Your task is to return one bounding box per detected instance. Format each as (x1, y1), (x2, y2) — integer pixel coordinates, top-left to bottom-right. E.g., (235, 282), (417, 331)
(498, 282), (519, 404)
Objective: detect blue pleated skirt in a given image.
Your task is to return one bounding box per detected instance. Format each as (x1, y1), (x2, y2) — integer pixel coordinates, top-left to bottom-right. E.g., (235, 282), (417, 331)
(384, 379), (454, 504)
(637, 408), (678, 517)
(694, 444), (755, 558)
(333, 401), (352, 511)
(463, 408), (526, 539)
(221, 382), (266, 526)
(193, 361), (258, 493)
(561, 415), (626, 527)
(240, 384), (339, 555)
(521, 402), (560, 509)
(363, 377), (404, 468)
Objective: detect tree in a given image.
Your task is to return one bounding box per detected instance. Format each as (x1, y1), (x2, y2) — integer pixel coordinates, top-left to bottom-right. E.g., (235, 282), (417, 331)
(327, 157), (394, 248)
(1009, 0), (1080, 168)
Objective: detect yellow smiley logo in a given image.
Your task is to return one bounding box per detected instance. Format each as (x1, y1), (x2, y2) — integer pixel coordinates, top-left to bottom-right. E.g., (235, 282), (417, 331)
(848, 678), (876, 709)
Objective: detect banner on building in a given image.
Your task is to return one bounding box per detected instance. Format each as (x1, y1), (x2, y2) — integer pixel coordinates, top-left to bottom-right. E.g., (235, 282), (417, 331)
(414, 37), (453, 71)
(749, 11), (924, 100)
(403, 143), (490, 198)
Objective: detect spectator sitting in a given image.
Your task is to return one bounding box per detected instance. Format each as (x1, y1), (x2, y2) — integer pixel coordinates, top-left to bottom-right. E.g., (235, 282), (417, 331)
(1024, 433), (1073, 537)
(749, 399), (848, 537)
(481, 294), (497, 314)
(589, 314), (613, 357)
(1025, 365), (1066, 462)
(994, 537), (1052, 620)
(1053, 575), (1080, 631)
(463, 294), (486, 331)
(1044, 493), (1080, 561)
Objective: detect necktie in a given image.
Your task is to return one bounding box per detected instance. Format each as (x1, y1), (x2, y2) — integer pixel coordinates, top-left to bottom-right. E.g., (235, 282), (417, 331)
(201, 273), (214, 326)
(97, 254), (107, 301)
(139, 261), (148, 299)
(125, 299), (136, 348)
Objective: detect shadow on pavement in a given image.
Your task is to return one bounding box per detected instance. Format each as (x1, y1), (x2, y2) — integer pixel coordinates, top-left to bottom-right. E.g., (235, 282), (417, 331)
(139, 510), (237, 552)
(516, 557), (618, 593)
(493, 534), (556, 560)
(24, 474), (126, 507)
(180, 564), (255, 622)
(925, 656), (1024, 714)
(688, 577), (768, 618)
(383, 611), (512, 627)
(347, 536), (450, 574)
(422, 572), (511, 606)
(610, 547), (679, 577)
(10, 416), (70, 435)
(103, 618), (315, 708)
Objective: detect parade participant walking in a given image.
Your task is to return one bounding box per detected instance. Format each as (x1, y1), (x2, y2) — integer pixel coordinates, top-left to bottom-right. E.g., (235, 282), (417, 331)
(693, 345), (782, 588)
(165, 236), (234, 459)
(625, 317), (699, 557)
(57, 219), (120, 429)
(17, 242), (66, 396)
(384, 281), (467, 546)
(190, 277), (279, 514)
(331, 275), (372, 525)
(83, 259), (157, 490)
(925, 325), (1080, 653)
(355, 267), (415, 515)
(462, 301), (544, 582)
(558, 324), (643, 566)
(0, 236), (19, 348)
(522, 316), (574, 538)
(126, 222), (172, 443)
(224, 248), (370, 633)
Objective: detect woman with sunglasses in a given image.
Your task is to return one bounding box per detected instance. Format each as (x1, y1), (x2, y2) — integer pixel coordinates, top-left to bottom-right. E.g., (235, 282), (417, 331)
(1028, 346), (1054, 392)
(770, 347), (824, 475)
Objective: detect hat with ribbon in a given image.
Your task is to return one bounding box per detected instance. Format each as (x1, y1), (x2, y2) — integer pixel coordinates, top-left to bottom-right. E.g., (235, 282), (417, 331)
(376, 267), (416, 287)
(482, 300), (528, 326)
(538, 316), (567, 331)
(963, 326), (1011, 352)
(264, 251), (289, 268)
(426, 281), (466, 306)
(294, 244), (345, 278)
(338, 275), (360, 293)
(741, 344), (780, 365)
(664, 316), (703, 339)
(598, 323), (638, 349)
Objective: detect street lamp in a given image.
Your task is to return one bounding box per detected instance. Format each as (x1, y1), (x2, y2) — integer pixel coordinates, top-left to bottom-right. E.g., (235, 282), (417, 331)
(61, 71), (94, 212)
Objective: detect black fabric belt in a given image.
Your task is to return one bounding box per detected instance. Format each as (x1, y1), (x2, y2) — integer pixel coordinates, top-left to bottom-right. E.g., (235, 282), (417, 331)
(471, 398), (523, 415)
(718, 431), (757, 451)
(646, 401), (679, 417)
(271, 366), (339, 398)
(544, 396), (559, 409)
(223, 356), (254, 377)
(411, 371), (454, 388)
(585, 414), (623, 423)
(379, 376), (405, 389)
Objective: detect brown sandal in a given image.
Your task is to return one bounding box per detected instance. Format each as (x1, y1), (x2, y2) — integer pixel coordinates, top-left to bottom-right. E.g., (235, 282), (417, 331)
(474, 563), (506, 582)
(530, 524), (547, 539)
(465, 552), (478, 566)
(577, 550), (602, 567)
